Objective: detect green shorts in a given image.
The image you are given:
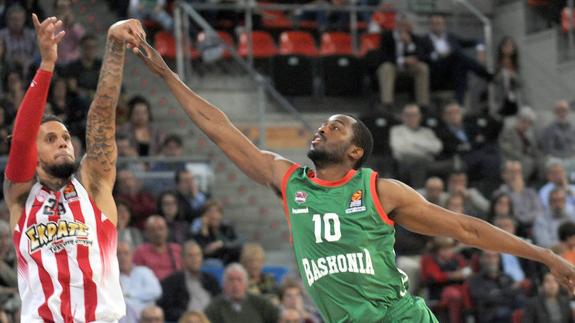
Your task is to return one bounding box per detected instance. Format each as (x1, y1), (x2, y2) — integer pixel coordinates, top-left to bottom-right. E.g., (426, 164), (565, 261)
(381, 295), (439, 323)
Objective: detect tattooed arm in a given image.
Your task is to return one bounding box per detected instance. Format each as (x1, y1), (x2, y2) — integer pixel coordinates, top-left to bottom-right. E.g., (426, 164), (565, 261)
(80, 19), (144, 224)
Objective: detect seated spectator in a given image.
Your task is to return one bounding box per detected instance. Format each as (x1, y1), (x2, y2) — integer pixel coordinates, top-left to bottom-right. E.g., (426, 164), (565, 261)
(0, 4), (37, 73)
(376, 16), (429, 108)
(434, 102), (502, 185)
(157, 190), (189, 244)
(539, 100), (575, 165)
(64, 33), (102, 99)
(205, 263), (279, 323)
(139, 304), (164, 323)
(178, 311), (211, 323)
(240, 243), (279, 302)
(446, 171), (489, 218)
(1, 68), (24, 119)
(47, 77), (89, 139)
(119, 95), (164, 156)
(133, 215), (182, 281)
(117, 200), (145, 247)
(444, 193), (465, 213)
(499, 106), (543, 181)
(54, 0), (85, 65)
(420, 237), (470, 323)
(0, 39), (9, 93)
(420, 14), (491, 103)
(116, 133), (147, 172)
(534, 187), (575, 248)
(129, 0), (174, 31)
(494, 160), (543, 236)
(522, 272), (573, 323)
(150, 134), (186, 171)
(390, 104), (442, 188)
(279, 308), (302, 323)
(494, 36), (524, 117)
(417, 176), (447, 206)
(556, 222), (575, 266)
(192, 200), (242, 266)
(0, 220), (18, 317)
(176, 169), (208, 222)
(158, 241), (221, 321)
(115, 169), (157, 229)
(539, 159), (575, 212)
(468, 250), (523, 323)
(0, 105), (10, 156)
(279, 278), (320, 323)
(118, 241), (162, 318)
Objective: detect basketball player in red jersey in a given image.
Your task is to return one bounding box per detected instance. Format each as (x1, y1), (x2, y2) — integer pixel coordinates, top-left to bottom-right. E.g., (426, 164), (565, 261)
(3, 14), (145, 322)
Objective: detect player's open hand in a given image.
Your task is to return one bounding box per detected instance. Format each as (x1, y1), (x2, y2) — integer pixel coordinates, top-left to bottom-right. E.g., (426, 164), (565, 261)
(32, 14), (65, 65)
(136, 37), (171, 78)
(548, 253), (575, 294)
(108, 19), (146, 53)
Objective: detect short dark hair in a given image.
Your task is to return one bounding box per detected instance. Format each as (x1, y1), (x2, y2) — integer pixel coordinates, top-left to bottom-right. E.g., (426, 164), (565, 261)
(344, 114), (373, 169)
(80, 33), (97, 45)
(41, 114), (65, 125)
(559, 222), (575, 242)
(163, 134), (183, 147)
(127, 95), (153, 121)
(174, 168), (190, 184)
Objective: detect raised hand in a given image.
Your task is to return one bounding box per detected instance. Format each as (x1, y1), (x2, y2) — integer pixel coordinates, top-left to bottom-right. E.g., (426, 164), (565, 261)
(32, 14), (65, 70)
(136, 37), (171, 77)
(547, 253), (575, 295)
(107, 19), (146, 53)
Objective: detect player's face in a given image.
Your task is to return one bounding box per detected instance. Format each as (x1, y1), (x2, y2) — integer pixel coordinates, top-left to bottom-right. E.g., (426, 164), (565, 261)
(308, 115), (356, 167)
(37, 121), (78, 179)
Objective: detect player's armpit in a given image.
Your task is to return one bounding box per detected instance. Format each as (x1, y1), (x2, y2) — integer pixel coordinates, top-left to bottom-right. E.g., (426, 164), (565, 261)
(3, 179), (33, 230)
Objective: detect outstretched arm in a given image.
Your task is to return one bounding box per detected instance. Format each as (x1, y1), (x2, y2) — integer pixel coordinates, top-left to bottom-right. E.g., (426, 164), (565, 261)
(137, 39), (293, 190)
(379, 179), (575, 292)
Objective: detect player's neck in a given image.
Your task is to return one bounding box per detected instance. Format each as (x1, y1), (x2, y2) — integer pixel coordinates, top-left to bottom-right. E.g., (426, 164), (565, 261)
(39, 175), (70, 192)
(314, 164), (354, 182)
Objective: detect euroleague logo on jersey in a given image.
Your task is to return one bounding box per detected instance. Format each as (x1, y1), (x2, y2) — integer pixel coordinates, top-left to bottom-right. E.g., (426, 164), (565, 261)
(346, 190), (366, 214)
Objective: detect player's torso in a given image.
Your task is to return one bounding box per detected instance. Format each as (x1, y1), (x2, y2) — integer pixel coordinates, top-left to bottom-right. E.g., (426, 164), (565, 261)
(283, 167), (408, 322)
(14, 177), (124, 323)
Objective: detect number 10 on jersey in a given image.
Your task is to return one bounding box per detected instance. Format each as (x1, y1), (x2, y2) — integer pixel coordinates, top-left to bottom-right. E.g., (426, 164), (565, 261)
(312, 213), (342, 243)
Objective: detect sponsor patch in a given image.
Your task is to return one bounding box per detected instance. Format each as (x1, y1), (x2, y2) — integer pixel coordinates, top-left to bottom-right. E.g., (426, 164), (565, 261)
(295, 191), (308, 204)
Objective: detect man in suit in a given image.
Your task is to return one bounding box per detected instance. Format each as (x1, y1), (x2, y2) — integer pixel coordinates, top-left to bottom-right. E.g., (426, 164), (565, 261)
(420, 14), (492, 104)
(157, 240), (221, 322)
(377, 15), (430, 109)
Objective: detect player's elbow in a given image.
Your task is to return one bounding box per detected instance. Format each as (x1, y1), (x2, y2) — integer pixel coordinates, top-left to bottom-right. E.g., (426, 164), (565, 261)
(456, 217), (482, 246)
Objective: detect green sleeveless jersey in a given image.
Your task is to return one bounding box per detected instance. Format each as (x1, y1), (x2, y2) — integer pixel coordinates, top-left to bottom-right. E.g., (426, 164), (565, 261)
(281, 165), (409, 322)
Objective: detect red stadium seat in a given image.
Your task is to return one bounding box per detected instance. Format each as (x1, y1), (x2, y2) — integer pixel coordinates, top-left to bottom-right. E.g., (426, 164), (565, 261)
(371, 4), (396, 31)
(320, 32), (354, 56)
(238, 31), (278, 58)
(262, 10), (293, 29)
(154, 31), (176, 58)
(562, 7), (575, 32)
(360, 33), (381, 57)
(278, 31), (318, 57)
(512, 309), (523, 323)
(197, 31), (235, 59)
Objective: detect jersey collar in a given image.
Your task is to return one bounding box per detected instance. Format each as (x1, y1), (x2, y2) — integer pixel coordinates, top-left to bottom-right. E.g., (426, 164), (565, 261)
(306, 169), (357, 187)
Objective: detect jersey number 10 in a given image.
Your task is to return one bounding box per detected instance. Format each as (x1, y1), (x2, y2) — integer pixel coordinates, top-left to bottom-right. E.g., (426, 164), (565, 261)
(312, 213), (341, 243)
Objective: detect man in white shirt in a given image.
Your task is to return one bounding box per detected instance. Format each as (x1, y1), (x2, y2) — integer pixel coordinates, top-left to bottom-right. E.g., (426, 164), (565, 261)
(390, 104), (442, 187)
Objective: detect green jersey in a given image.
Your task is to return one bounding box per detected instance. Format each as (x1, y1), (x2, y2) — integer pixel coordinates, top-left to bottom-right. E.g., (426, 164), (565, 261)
(281, 165), (409, 322)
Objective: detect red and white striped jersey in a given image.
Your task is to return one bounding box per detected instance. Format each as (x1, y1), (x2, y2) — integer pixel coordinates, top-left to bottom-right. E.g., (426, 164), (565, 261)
(13, 177), (125, 323)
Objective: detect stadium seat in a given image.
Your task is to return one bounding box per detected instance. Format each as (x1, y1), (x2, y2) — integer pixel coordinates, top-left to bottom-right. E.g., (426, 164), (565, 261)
(512, 309), (523, 323)
(273, 31), (319, 95)
(238, 31), (278, 58)
(319, 32), (362, 96)
(370, 4), (397, 30)
(197, 30), (235, 60)
(359, 33), (381, 57)
(154, 31), (198, 60)
(262, 9), (293, 29)
(562, 7), (575, 32)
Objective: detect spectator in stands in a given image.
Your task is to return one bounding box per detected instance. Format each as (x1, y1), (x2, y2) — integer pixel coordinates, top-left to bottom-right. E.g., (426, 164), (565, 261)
(0, 220), (18, 318)
(395, 220), (431, 294)
(54, 0), (85, 65)
(117, 200), (144, 247)
(489, 192), (514, 222)
(494, 36), (523, 117)
(468, 250), (523, 323)
(0, 4), (37, 73)
(522, 272), (573, 323)
(116, 133), (147, 172)
(376, 16), (429, 109)
(417, 176), (447, 206)
(540, 100), (575, 164)
(178, 311), (211, 323)
(0, 105), (10, 156)
(64, 33), (102, 98)
(279, 308), (302, 323)
(557, 222), (575, 266)
(133, 215), (182, 281)
(539, 159), (575, 212)
(119, 95), (164, 156)
(279, 278), (319, 323)
(0, 39), (8, 93)
(128, 0), (174, 30)
(157, 190), (189, 244)
(420, 14), (492, 104)
(444, 193), (465, 214)
(176, 169), (208, 221)
(47, 77), (89, 139)
(205, 263), (279, 323)
(434, 102), (502, 185)
(192, 199), (242, 266)
(118, 241), (162, 318)
(1, 68), (24, 120)
(494, 160), (543, 236)
(420, 237), (470, 323)
(139, 305), (164, 323)
(446, 171), (489, 218)
(389, 104), (442, 188)
(499, 106), (543, 181)
(150, 133), (186, 171)
(158, 240), (221, 322)
(240, 243), (279, 302)
(534, 187), (575, 248)
(115, 169), (157, 229)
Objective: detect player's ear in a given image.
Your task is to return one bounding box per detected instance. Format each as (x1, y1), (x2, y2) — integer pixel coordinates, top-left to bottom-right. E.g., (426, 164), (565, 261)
(348, 146), (364, 164)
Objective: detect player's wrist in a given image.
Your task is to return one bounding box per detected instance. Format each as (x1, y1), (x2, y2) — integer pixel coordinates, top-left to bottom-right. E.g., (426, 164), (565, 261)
(39, 60), (55, 72)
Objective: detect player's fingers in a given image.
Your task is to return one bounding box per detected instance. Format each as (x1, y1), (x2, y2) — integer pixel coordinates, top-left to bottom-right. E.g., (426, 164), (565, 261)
(54, 19), (63, 32)
(32, 13), (40, 30)
(53, 30), (66, 43)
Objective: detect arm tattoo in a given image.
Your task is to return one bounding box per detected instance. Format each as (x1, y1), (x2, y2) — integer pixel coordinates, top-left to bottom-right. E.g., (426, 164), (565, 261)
(85, 38), (125, 176)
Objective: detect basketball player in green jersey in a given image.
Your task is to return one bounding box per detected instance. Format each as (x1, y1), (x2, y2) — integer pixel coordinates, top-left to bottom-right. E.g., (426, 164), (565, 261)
(137, 39), (575, 322)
